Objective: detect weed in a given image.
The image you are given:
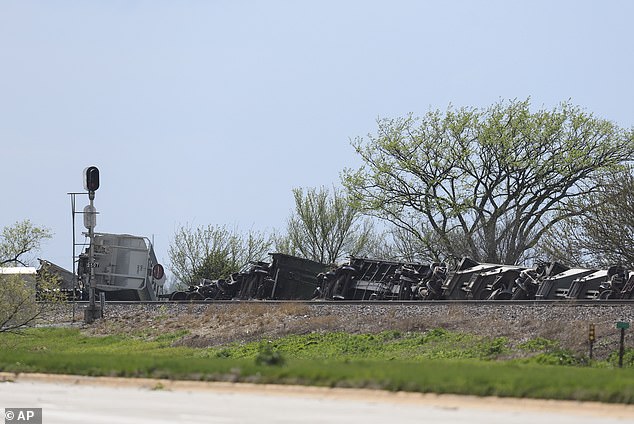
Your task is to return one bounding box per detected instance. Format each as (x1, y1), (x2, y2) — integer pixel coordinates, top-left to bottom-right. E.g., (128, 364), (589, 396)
(420, 328), (450, 343)
(154, 330), (189, 345)
(480, 337), (509, 358)
(255, 342), (285, 366)
(151, 382), (165, 391)
(277, 303), (310, 316)
(530, 349), (589, 366)
(608, 348), (634, 368)
(519, 337), (559, 352)
(215, 348), (232, 358)
(156, 304), (169, 321)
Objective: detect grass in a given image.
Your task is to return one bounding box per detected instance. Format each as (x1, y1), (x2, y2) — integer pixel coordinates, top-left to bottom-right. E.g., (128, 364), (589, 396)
(204, 329), (512, 361)
(2, 328), (634, 403)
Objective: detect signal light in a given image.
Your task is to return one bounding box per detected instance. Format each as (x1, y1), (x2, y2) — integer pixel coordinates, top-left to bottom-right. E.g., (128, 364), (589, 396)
(84, 166), (100, 192)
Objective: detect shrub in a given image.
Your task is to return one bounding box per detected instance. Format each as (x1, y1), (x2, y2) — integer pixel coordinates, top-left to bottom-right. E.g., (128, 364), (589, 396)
(255, 342), (285, 366)
(518, 337), (559, 352)
(608, 348), (634, 368)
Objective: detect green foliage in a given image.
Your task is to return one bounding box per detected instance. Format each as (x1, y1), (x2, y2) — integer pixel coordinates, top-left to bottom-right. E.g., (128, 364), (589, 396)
(343, 99), (634, 264)
(194, 250), (239, 283)
(35, 263), (71, 304)
(255, 342), (285, 366)
(277, 186), (380, 264)
(0, 220), (62, 333)
(480, 337), (509, 358)
(202, 329), (509, 362)
(518, 337), (560, 352)
(168, 224), (272, 285)
(419, 327), (450, 343)
(608, 348), (634, 368)
(0, 220), (53, 267)
(516, 337), (588, 366)
(215, 348), (232, 358)
(0, 274), (39, 332)
(530, 350), (589, 367)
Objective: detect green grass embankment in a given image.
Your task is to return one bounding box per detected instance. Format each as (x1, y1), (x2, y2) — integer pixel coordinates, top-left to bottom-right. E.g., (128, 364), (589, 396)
(1, 328), (634, 404)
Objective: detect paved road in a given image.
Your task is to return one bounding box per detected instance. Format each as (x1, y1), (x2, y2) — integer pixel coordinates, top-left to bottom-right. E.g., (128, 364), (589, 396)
(1, 376), (633, 424)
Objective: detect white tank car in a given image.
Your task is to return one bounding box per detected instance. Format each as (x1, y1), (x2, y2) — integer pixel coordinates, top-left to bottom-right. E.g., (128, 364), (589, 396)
(79, 232), (165, 301)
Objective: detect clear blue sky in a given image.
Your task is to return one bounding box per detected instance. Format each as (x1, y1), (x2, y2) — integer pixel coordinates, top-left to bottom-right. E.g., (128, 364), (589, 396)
(1, 0), (633, 272)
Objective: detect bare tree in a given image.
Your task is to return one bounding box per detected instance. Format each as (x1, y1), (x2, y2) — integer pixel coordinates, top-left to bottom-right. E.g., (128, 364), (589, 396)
(539, 168), (634, 268)
(343, 99), (634, 264)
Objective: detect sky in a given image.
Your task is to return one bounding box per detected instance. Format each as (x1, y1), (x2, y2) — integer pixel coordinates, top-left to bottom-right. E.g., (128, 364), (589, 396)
(1, 0), (633, 273)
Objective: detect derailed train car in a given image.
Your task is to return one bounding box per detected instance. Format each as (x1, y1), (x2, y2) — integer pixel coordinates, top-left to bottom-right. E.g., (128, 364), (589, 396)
(313, 256), (634, 301)
(39, 247), (634, 302)
(177, 254), (634, 302)
(78, 233), (167, 301)
(170, 253), (328, 301)
(39, 232), (167, 301)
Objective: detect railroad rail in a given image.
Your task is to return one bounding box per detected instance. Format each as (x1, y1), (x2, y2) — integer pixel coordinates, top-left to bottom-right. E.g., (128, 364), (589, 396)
(65, 299), (634, 307)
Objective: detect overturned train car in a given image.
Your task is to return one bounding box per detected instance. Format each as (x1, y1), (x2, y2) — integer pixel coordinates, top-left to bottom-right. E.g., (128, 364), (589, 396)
(175, 254), (634, 302)
(170, 253), (328, 301)
(78, 233), (167, 301)
(39, 247), (634, 302)
(316, 256), (634, 301)
(39, 232), (167, 301)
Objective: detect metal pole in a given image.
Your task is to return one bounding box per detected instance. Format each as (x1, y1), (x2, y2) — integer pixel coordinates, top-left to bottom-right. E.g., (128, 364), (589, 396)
(588, 323), (595, 361)
(88, 193), (95, 313)
(79, 190), (101, 323)
(70, 193), (76, 322)
(619, 327), (625, 368)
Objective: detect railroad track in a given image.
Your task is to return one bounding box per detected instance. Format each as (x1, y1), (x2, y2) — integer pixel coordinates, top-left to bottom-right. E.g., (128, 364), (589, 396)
(64, 299), (634, 307)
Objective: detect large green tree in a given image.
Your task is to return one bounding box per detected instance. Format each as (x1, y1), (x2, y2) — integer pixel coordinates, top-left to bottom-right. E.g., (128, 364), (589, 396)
(343, 99), (634, 264)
